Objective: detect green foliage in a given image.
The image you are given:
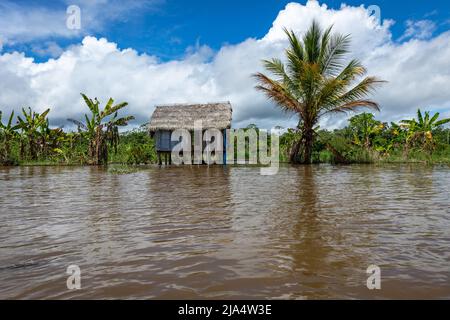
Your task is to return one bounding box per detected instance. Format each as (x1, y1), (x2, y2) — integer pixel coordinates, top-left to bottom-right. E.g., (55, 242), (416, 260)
(278, 109), (450, 164)
(1, 100), (449, 167)
(107, 165), (139, 175)
(279, 128), (302, 162)
(0, 102), (156, 166)
(348, 113), (384, 148)
(0, 110), (20, 165)
(68, 93), (135, 165)
(400, 109), (450, 153)
(110, 127), (157, 165)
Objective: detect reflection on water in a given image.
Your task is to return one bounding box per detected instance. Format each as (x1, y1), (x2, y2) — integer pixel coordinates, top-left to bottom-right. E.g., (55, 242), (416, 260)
(0, 165), (449, 299)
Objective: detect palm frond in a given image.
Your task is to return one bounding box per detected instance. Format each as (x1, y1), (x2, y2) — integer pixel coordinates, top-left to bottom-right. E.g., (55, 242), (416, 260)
(302, 19), (322, 63)
(262, 58), (287, 80)
(321, 33), (351, 76)
(253, 72), (302, 115)
(283, 28), (304, 62)
(327, 76), (384, 109)
(336, 59), (366, 82)
(327, 100), (380, 114)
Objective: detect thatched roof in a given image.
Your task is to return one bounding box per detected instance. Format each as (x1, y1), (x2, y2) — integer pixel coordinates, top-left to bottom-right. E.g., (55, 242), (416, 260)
(148, 102), (232, 131)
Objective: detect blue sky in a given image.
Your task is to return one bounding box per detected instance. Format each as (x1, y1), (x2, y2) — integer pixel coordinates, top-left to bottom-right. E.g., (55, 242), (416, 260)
(0, 0), (449, 129)
(118, 0), (450, 59)
(2, 0), (450, 61)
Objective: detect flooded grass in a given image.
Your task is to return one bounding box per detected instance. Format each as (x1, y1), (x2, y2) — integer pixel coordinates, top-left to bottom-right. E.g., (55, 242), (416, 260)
(107, 165), (140, 175)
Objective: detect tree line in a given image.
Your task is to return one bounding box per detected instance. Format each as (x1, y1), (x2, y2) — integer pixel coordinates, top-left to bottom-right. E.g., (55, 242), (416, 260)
(278, 110), (450, 164)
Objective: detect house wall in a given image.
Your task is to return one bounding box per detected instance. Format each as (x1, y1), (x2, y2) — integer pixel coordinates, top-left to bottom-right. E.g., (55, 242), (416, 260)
(154, 129), (228, 165)
(155, 130), (176, 152)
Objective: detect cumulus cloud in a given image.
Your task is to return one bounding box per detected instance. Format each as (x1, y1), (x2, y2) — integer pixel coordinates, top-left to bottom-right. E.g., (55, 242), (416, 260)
(0, 1), (76, 46)
(0, 0), (162, 48)
(399, 20), (437, 41)
(365, 32), (450, 123)
(31, 42), (65, 58)
(0, 0), (449, 130)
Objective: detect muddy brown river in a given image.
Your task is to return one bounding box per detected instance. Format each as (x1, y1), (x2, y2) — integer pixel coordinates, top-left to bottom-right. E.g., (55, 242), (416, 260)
(0, 165), (449, 299)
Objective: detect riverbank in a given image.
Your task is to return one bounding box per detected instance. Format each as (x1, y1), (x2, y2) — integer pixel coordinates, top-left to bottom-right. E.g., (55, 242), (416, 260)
(2, 134), (450, 167)
(312, 148), (450, 165)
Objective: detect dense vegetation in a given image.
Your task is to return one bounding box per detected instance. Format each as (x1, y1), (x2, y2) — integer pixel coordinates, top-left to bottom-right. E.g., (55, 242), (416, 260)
(278, 110), (450, 164)
(1, 102), (449, 167)
(0, 93), (155, 166)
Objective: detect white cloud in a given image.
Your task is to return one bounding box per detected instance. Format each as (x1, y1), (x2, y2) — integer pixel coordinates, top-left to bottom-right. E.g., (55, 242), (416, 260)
(0, 0), (449, 130)
(0, 0), (162, 49)
(263, 1), (393, 55)
(365, 32), (450, 123)
(0, 1), (76, 46)
(31, 42), (65, 58)
(399, 20), (437, 41)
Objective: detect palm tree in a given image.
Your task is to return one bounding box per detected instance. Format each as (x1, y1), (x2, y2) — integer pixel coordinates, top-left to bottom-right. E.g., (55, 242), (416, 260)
(401, 109), (450, 152)
(254, 20), (384, 163)
(68, 93), (134, 165)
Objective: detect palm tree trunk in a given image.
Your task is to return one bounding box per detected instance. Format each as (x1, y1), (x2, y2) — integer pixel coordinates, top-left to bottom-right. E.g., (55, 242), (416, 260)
(302, 127), (314, 164)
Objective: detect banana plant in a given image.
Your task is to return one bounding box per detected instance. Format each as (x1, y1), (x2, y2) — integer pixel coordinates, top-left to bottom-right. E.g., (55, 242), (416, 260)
(39, 119), (66, 157)
(401, 109), (450, 152)
(68, 93), (134, 165)
(0, 110), (20, 161)
(348, 113), (384, 149)
(16, 107), (51, 160)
